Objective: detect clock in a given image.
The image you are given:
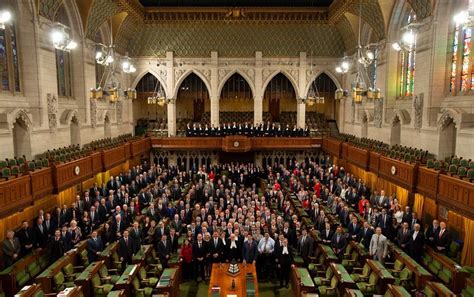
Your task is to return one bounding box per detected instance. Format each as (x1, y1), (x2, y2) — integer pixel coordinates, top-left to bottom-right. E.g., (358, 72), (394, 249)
(74, 166), (80, 176)
(233, 141), (240, 148)
(391, 165), (397, 175)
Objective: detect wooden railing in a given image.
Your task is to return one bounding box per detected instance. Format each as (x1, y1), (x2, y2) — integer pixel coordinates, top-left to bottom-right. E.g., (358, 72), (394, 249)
(0, 137), (152, 219)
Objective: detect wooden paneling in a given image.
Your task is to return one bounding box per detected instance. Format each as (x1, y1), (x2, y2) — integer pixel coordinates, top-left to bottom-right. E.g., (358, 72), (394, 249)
(222, 136), (251, 152)
(416, 167), (439, 199)
(29, 168), (54, 198)
(250, 137), (321, 150)
(322, 137), (342, 158)
(0, 175), (33, 217)
(124, 142), (131, 160)
(378, 156), (417, 191)
(423, 197), (438, 226)
(91, 152), (103, 174)
(369, 151), (380, 174)
(346, 146), (369, 170)
(341, 142), (349, 160)
(152, 137), (222, 150)
(102, 146), (126, 170)
(437, 175), (474, 219)
(130, 137), (151, 157)
(53, 156), (94, 192)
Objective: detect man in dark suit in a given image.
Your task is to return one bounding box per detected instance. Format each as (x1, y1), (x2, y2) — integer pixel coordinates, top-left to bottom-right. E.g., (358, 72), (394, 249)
(118, 230), (134, 268)
(209, 231), (223, 264)
(111, 215), (126, 240)
(409, 224), (425, 262)
(348, 217), (361, 241)
(396, 222), (411, 253)
(87, 231), (103, 263)
(320, 223), (334, 245)
(331, 226), (347, 257)
(17, 221), (35, 256)
(49, 229), (65, 264)
(192, 233), (208, 282)
(43, 213), (56, 239)
(33, 217), (47, 248)
(277, 238), (294, 289)
(157, 234), (172, 268)
(358, 221), (374, 250)
(2, 230), (21, 267)
(297, 229), (314, 267)
(377, 209), (391, 234)
(168, 228), (179, 254)
(402, 207), (413, 225)
(130, 222), (142, 254)
(425, 219), (440, 247)
(282, 222), (297, 248)
(435, 222), (451, 255)
(242, 234), (258, 265)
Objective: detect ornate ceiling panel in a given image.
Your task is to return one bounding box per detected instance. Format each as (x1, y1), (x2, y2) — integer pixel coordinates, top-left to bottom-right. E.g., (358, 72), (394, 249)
(39, 0), (63, 20)
(335, 16), (356, 53)
(347, 1), (385, 39)
(407, 0), (432, 19)
(85, 0), (122, 39)
(122, 21), (345, 57)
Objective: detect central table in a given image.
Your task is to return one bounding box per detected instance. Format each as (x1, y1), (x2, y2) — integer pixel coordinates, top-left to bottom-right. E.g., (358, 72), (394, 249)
(208, 263), (259, 297)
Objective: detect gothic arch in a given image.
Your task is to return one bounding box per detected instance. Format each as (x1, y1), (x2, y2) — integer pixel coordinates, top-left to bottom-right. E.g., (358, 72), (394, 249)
(8, 109), (33, 132)
(59, 109), (80, 126)
(391, 108), (411, 125)
(54, 0), (84, 39)
(438, 109), (462, 129)
(131, 70), (168, 97)
(217, 69), (256, 99)
(173, 69), (212, 99)
(304, 70), (342, 99)
(261, 70), (300, 99)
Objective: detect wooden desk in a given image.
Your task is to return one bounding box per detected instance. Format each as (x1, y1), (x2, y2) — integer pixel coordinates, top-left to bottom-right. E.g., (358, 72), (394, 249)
(291, 267), (315, 297)
(74, 261), (104, 297)
(55, 286), (83, 297)
(99, 242), (119, 268)
(156, 267), (181, 297)
(132, 244), (153, 266)
(343, 288), (364, 297)
(317, 244), (339, 265)
(208, 263), (258, 297)
(12, 284), (44, 297)
(330, 263), (356, 291)
(389, 243), (432, 288)
(366, 259), (395, 293)
(425, 281), (456, 296)
(114, 264), (140, 296)
(106, 290), (126, 297)
(384, 284), (411, 297)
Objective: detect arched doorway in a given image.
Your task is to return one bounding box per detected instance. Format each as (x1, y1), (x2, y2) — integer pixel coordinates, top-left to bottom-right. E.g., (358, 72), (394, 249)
(134, 73), (167, 133)
(12, 117), (31, 158)
(70, 115), (81, 145)
(220, 73), (254, 124)
(390, 116), (401, 146)
(361, 114), (368, 138)
(307, 73), (337, 119)
(438, 116), (457, 159)
(176, 73), (210, 126)
(104, 114), (111, 138)
(263, 73), (296, 123)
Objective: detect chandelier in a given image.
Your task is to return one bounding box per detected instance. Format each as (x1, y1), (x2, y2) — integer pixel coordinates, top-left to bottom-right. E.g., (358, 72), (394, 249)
(0, 9), (12, 30)
(306, 51), (324, 106)
(147, 81), (167, 107)
(50, 23), (77, 52)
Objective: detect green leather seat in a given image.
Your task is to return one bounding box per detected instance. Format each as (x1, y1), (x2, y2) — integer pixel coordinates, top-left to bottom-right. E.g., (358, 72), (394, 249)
(356, 272), (378, 294)
(438, 267), (452, 284)
(62, 263), (81, 282)
(99, 264), (120, 284)
(27, 261), (41, 278)
(313, 267), (333, 285)
(351, 263), (371, 282)
(92, 273), (114, 297)
(341, 251), (359, 271)
(16, 268), (30, 287)
(318, 275), (338, 296)
(133, 277), (153, 297)
(394, 267), (412, 287)
(138, 267), (158, 287)
(53, 271), (75, 292)
(389, 259), (405, 276)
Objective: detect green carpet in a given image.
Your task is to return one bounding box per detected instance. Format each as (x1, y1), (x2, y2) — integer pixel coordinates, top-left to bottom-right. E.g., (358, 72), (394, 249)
(179, 280), (293, 297)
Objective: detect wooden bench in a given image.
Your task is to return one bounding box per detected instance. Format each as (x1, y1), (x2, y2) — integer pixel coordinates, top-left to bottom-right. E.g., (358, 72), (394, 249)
(98, 241), (119, 269)
(330, 263), (356, 291)
(155, 267), (181, 297)
(132, 244), (153, 266)
(366, 259), (395, 293)
(425, 281), (457, 297)
(106, 290), (127, 297)
(343, 288), (364, 297)
(388, 243), (433, 289)
(74, 261), (104, 297)
(384, 284), (411, 297)
(0, 249), (48, 297)
(291, 267), (315, 297)
(423, 246), (469, 293)
(114, 264), (140, 296)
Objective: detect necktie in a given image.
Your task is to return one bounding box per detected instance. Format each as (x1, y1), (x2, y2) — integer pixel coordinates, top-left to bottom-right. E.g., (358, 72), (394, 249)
(376, 235), (380, 246)
(199, 242), (201, 248)
(215, 239), (217, 247)
(439, 230), (444, 238)
(125, 238), (128, 246)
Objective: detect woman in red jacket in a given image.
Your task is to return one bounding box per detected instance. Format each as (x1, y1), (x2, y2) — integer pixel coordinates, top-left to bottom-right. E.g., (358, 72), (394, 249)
(179, 239), (193, 280)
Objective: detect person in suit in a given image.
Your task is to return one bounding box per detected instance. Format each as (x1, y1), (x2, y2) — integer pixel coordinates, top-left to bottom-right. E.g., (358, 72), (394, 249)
(376, 190), (389, 209)
(242, 234), (258, 265)
(168, 228), (179, 254)
(17, 221), (35, 256)
(277, 238), (294, 289)
(130, 222), (142, 254)
(227, 233), (242, 262)
(118, 230), (134, 268)
(2, 230), (21, 267)
(33, 217), (48, 248)
(410, 224), (425, 262)
(331, 226), (347, 257)
(358, 221), (374, 250)
(425, 220), (440, 248)
(192, 233), (208, 282)
(48, 229), (65, 264)
(348, 217), (361, 241)
(369, 227), (388, 264)
(169, 214), (183, 236)
(111, 215), (126, 240)
(281, 222), (296, 248)
(297, 228), (314, 267)
(43, 213), (56, 239)
(209, 231), (223, 264)
(87, 231), (103, 263)
(377, 209), (391, 234)
(157, 234), (172, 268)
(397, 222), (411, 253)
(320, 223), (334, 245)
(435, 222), (451, 255)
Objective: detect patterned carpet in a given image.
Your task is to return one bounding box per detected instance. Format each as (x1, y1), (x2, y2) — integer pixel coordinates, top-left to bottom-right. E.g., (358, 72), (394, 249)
(178, 279), (293, 297)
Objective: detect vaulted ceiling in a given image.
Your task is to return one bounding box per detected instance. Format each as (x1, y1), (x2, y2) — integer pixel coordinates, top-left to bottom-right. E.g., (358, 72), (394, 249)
(37, 0), (433, 57)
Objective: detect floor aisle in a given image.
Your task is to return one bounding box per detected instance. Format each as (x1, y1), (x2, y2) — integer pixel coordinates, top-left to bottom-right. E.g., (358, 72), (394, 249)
(178, 280), (293, 297)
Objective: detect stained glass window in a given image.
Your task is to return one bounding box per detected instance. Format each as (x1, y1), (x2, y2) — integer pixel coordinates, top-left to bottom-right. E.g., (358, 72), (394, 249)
(450, 23), (460, 93)
(399, 12), (416, 97)
(0, 20), (20, 93)
(55, 5), (73, 98)
(461, 28), (471, 92)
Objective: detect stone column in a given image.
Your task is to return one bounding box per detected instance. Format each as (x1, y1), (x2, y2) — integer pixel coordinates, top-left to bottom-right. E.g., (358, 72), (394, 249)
(254, 51), (263, 125)
(167, 99), (176, 136)
(210, 51), (219, 126)
(296, 99), (306, 128)
(254, 95), (263, 125)
(210, 95), (219, 126)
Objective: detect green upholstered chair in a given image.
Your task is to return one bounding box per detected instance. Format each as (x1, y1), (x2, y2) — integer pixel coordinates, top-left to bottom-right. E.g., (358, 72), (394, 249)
(424, 285), (436, 297)
(1, 167), (10, 179)
(62, 263), (81, 282)
(0, 160), (7, 168)
(52, 271), (75, 292)
(318, 275), (338, 296)
(313, 266), (334, 285)
(422, 254), (431, 266)
(98, 264), (120, 284)
(448, 241), (460, 260)
(27, 161), (36, 171)
(389, 259), (405, 276)
(448, 164), (458, 175)
(138, 266), (158, 287)
(112, 251), (124, 273)
(438, 267), (452, 285)
(468, 169), (474, 181)
(428, 259), (442, 275)
(462, 282), (474, 296)
(451, 157), (460, 165)
(356, 272), (378, 294)
(42, 159), (49, 167)
(79, 249), (89, 267)
(460, 158), (469, 167)
(16, 268), (30, 287)
(7, 158), (17, 166)
(38, 254), (49, 270)
(92, 273), (114, 297)
(133, 277), (153, 297)
(10, 165), (20, 175)
(394, 267), (412, 287)
(457, 166), (467, 178)
(27, 261), (41, 278)
(434, 160), (442, 170)
(351, 263), (371, 282)
(341, 251), (359, 271)
(343, 243), (354, 259)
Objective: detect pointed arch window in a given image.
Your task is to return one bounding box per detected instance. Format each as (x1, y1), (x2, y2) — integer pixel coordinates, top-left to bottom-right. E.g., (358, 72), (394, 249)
(449, 16), (472, 94)
(399, 12), (416, 97)
(0, 12), (20, 93)
(54, 6), (73, 98)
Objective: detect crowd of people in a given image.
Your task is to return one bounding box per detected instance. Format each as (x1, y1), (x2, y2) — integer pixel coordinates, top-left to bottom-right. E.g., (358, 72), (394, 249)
(2, 156), (454, 290)
(186, 121), (310, 137)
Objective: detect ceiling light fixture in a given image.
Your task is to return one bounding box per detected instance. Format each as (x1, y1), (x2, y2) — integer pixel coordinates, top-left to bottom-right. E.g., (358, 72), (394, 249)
(0, 9), (12, 30)
(50, 23), (77, 52)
